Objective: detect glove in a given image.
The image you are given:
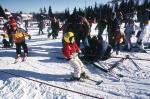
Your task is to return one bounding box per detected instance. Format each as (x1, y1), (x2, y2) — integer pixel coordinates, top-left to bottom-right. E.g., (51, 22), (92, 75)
(78, 53), (84, 57)
(28, 35), (31, 39)
(78, 50), (82, 54)
(70, 53), (78, 58)
(78, 50), (84, 57)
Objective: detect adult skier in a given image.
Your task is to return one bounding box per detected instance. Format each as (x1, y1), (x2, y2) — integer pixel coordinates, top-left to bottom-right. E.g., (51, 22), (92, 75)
(124, 18), (135, 51)
(136, 20), (150, 51)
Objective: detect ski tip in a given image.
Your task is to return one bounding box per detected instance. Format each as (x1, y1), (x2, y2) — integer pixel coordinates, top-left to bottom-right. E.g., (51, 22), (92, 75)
(116, 74), (124, 77)
(96, 80), (103, 85)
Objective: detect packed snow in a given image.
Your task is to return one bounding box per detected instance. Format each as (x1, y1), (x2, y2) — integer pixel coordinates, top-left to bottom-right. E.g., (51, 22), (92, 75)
(0, 23), (150, 99)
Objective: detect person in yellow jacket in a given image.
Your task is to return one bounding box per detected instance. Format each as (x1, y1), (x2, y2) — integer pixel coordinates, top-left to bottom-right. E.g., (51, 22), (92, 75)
(0, 33), (10, 48)
(12, 26), (31, 61)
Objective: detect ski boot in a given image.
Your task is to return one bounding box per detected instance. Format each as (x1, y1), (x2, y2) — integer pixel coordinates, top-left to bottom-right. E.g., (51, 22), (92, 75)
(70, 73), (85, 82)
(14, 54), (21, 63)
(23, 53), (28, 61)
(80, 72), (90, 79)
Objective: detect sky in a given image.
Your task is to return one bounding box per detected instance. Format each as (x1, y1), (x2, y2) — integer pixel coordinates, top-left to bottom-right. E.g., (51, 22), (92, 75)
(0, 0), (111, 13)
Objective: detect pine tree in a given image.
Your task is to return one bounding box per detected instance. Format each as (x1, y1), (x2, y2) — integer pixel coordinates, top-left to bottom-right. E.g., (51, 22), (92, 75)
(65, 8), (70, 19)
(44, 7), (46, 13)
(48, 6), (53, 18)
(0, 5), (7, 19)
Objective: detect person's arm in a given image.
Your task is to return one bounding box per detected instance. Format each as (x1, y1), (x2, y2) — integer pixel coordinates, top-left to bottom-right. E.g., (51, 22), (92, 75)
(74, 43), (81, 53)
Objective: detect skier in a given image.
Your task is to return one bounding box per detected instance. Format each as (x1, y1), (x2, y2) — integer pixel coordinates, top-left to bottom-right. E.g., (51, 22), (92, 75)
(12, 25), (31, 62)
(136, 20), (150, 51)
(49, 17), (60, 39)
(113, 26), (124, 55)
(110, 12), (124, 54)
(98, 36), (112, 60)
(0, 33), (10, 48)
(124, 18), (135, 51)
(38, 20), (44, 35)
(62, 32), (89, 81)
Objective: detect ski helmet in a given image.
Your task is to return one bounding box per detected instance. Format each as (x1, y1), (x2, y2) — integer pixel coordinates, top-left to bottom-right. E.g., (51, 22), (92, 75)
(64, 32), (74, 43)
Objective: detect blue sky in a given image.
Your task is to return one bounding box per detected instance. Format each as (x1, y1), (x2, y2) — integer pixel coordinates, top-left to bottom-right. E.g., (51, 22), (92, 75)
(0, 0), (111, 13)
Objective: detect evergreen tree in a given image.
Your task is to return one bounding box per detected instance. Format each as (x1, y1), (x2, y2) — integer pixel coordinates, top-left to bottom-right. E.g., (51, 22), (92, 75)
(73, 7), (77, 15)
(48, 6), (53, 18)
(65, 8), (70, 19)
(0, 5), (7, 19)
(44, 7), (46, 13)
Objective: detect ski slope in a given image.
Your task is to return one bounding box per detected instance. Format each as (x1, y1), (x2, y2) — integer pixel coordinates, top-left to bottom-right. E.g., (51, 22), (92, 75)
(0, 24), (150, 99)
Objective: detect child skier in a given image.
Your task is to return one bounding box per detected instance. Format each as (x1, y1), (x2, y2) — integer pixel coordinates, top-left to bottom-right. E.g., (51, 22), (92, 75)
(62, 32), (89, 81)
(0, 33), (10, 48)
(12, 25), (31, 62)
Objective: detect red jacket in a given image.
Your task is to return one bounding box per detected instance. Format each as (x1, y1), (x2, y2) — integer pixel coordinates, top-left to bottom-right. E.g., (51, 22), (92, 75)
(63, 42), (80, 59)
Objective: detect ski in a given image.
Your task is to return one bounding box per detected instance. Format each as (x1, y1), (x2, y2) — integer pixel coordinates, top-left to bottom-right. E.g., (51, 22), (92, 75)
(64, 77), (103, 85)
(91, 62), (124, 79)
(86, 78), (103, 85)
(13, 57), (21, 64)
(108, 56), (127, 72)
(127, 55), (142, 71)
(92, 62), (108, 73)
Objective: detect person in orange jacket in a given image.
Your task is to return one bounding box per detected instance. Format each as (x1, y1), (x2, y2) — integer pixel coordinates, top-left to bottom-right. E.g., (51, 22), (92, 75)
(62, 32), (89, 81)
(12, 25), (31, 62)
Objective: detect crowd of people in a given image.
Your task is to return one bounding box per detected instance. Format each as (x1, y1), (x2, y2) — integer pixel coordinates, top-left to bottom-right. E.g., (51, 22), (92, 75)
(0, 6), (150, 81)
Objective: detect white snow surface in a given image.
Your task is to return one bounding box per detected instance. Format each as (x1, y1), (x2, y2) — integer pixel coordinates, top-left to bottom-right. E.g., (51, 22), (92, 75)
(0, 23), (150, 99)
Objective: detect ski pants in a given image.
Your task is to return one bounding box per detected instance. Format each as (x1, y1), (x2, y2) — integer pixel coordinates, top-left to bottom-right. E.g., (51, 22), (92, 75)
(8, 34), (14, 47)
(125, 33), (132, 50)
(69, 54), (85, 78)
(38, 28), (44, 35)
(15, 41), (28, 55)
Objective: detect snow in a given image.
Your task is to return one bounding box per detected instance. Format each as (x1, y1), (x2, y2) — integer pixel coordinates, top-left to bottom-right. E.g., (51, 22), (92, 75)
(0, 23), (150, 99)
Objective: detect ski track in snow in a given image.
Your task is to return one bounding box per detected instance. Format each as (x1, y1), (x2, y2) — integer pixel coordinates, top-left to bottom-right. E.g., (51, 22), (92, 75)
(0, 23), (150, 99)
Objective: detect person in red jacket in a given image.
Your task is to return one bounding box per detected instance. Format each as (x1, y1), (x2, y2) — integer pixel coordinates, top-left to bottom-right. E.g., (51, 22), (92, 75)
(63, 32), (89, 81)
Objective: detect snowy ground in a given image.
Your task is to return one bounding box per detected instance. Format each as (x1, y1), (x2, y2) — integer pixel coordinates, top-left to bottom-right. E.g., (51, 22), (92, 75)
(0, 24), (150, 99)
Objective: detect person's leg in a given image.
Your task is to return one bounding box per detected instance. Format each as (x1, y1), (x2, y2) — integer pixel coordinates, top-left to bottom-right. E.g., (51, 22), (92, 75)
(69, 57), (81, 78)
(9, 34), (14, 47)
(125, 34), (130, 50)
(38, 28), (41, 35)
(108, 33), (114, 47)
(75, 56), (89, 78)
(41, 28), (44, 34)
(98, 28), (104, 39)
(104, 46), (111, 58)
(21, 41), (28, 55)
(116, 42), (120, 55)
(15, 43), (21, 57)
(75, 56), (85, 73)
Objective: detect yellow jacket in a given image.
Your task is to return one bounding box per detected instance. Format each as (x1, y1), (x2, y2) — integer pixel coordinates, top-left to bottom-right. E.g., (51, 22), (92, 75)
(13, 28), (30, 43)
(0, 33), (8, 39)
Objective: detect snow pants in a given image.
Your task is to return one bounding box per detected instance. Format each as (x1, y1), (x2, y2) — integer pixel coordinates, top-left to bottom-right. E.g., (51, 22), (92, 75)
(125, 32), (132, 50)
(69, 54), (85, 78)
(15, 41), (28, 55)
